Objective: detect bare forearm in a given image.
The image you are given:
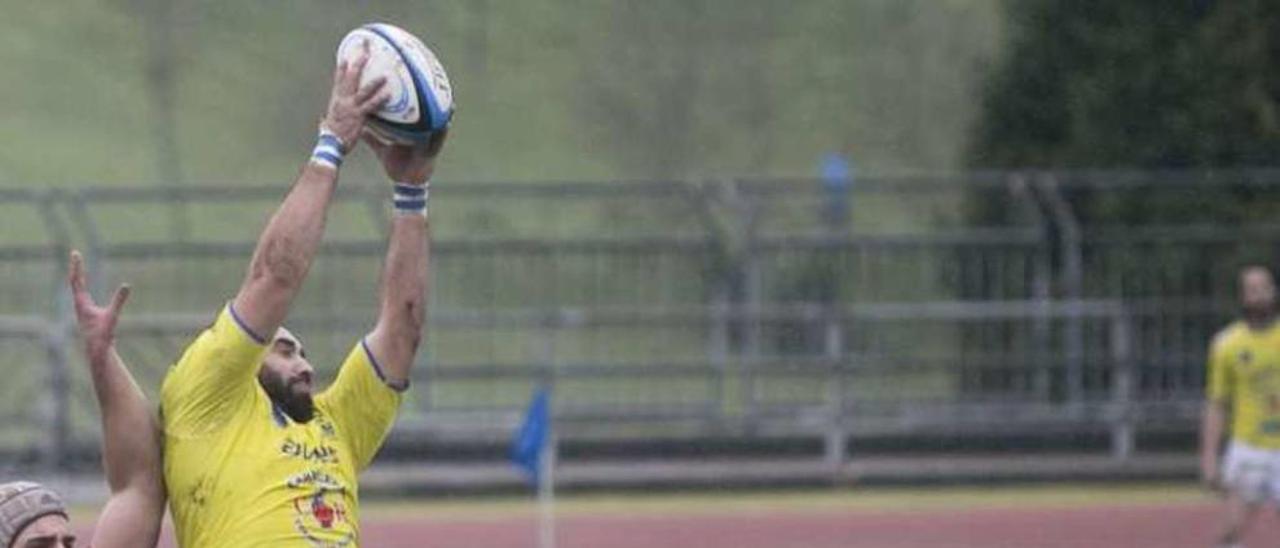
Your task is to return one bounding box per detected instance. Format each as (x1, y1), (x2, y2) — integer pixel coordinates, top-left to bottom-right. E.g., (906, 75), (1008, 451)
(88, 347), (162, 496)
(88, 346), (165, 548)
(1201, 401), (1226, 462)
(361, 126), (445, 384)
(92, 488), (164, 548)
(233, 164), (339, 338)
(230, 42), (388, 337)
(368, 214), (429, 383)
(67, 252), (164, 547)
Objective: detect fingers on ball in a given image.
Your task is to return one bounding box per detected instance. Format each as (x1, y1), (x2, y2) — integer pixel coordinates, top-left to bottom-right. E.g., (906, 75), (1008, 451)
(356, 77), (388, 107)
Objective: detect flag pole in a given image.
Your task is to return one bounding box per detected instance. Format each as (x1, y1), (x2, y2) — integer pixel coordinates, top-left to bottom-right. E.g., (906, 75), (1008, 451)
(538, 423), (556, 548)
(512, 385), (555, 548)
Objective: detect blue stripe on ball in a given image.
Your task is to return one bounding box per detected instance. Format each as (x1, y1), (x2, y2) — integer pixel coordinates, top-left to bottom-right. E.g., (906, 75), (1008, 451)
(363, 24), (451, 133)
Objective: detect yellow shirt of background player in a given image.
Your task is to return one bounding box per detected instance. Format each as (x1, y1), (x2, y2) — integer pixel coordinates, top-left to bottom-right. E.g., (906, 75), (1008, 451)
(1207, 320), (1280, 449)
(160, 307), (402, 547)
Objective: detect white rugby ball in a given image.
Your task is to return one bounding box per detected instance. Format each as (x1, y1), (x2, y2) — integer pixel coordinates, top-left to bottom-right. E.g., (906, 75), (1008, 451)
(336, 23), (454, 144)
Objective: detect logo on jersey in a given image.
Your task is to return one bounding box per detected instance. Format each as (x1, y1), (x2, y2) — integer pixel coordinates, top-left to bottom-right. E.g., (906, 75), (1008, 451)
(287, 469), (345, 490)
(319, 419), (337, 440)
(288, 470), (354, 547)
(291, 488), (354, 547)
(187, 475), (211, 508)
(282, 438), (340, 464)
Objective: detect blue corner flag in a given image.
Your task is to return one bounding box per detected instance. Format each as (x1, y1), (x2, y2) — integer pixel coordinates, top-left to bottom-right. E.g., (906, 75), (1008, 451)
(511, 387), (551, 484)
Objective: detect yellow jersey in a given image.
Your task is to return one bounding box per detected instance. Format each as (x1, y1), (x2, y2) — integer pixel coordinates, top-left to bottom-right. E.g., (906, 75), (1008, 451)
(1207, 319), (1280, 449)
(160, 306), (402, 547)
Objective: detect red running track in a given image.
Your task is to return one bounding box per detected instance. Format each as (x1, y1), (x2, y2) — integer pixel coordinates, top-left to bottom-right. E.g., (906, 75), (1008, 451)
(360, 502), (1280, 548)
(76, 500), (1280, 547)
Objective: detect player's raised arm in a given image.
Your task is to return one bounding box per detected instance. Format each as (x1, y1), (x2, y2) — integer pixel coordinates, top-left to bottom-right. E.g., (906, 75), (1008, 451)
(230, 43), (388, 340)
(68, 251), (164, 548)
(161, 43), (387, 444)
(311, 131), (445, 471)
(360, 130), (447, 386)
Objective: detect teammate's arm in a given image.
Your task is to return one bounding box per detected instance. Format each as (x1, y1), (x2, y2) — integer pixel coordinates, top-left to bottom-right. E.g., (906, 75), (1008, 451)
(361, 130), (447, 386)
(230, 44), (388, 340)
(1201, 338), (1232, 491)
(1201, 400), (1228, 490)
(68, 251), (164, 548)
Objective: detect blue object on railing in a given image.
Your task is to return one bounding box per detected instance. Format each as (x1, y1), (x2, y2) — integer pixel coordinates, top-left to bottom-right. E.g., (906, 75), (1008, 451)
(510, 386), (551, 485)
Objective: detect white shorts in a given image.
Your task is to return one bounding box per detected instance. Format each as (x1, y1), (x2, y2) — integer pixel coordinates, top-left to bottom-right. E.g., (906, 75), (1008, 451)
(1223, 441), (1280, 503)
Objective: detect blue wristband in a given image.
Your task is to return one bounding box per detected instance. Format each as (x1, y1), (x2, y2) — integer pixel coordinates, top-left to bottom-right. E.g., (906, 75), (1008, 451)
(394, 183), (429, 217)
(310, 129), (344, 170)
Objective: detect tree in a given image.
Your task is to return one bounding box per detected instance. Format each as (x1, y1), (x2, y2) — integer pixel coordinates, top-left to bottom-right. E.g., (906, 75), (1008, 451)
(966, 0), (1280, 400)
(969, 0), (1280, 236)
(972, 0), (1280, 173)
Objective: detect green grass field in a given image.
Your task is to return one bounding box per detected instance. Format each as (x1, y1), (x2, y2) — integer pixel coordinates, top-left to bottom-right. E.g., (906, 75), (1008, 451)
(64, 482), (1211, 526)
(360, 482), (1211, 517)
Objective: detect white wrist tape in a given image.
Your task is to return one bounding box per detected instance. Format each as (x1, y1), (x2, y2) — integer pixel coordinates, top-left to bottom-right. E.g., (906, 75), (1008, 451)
(393, 182), (429, 217)
(310, 128), (345, 170)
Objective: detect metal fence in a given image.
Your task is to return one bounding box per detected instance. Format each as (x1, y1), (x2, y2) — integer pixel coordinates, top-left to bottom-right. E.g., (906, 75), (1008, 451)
(0, 171), (1272, 473)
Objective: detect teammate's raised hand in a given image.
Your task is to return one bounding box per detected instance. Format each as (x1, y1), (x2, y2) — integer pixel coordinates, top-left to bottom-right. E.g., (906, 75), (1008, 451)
(363, 128), (448, 185)
(68, 250), (130, 363)
(322, 39), (389, 151)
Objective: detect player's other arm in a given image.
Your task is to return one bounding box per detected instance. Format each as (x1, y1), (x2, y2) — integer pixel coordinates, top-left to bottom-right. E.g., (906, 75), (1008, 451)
(68, 251), (164, 548)
(1201, 400), (1228, 489)
(1200, 335), (1232, 491)
(316, 132), (446, 471)
(231, 44), (388, 340)
(362, 130), (447, 386)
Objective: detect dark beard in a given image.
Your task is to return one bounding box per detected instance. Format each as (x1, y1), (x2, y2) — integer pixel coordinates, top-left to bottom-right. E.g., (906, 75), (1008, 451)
(259, 370), (315, 423)
(1244, 305), (1277, 328)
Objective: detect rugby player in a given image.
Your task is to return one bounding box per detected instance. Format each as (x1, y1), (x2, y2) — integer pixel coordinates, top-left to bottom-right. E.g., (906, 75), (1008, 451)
(1201, 265), (1280, 548)
(159, 42), (443, 547)
(0, 252), (166, 548)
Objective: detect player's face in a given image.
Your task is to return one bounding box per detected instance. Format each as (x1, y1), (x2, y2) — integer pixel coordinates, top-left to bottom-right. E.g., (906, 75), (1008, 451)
(1240, 267), (1277, 315)
(258, 328), (316, 422)
(12, 514), (75, 548)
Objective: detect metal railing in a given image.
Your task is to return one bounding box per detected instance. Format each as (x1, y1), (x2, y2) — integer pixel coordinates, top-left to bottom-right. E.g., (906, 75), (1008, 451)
(0, 171), (1268, 472)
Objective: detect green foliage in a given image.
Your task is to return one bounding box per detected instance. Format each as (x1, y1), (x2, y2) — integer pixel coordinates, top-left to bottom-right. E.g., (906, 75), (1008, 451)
(968, 0), (1280, 296)
(0, 3), (1016, 448)
(972, 0), (1280, 171)
(0, 1), (1002, 187)
(960, 1), (1280, 401)
(963, 0), (1280, 294)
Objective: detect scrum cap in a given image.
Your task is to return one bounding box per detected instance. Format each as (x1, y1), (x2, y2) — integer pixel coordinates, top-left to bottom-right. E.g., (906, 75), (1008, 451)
(0, 482), (66, 548)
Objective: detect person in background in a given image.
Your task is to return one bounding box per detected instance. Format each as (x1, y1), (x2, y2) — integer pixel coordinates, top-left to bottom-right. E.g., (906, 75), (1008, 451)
(1201, 265), (1280, 548)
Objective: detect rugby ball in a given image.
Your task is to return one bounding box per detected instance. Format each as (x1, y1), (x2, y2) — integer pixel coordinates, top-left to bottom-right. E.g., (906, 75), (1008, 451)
(336, 23), (454, 144)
